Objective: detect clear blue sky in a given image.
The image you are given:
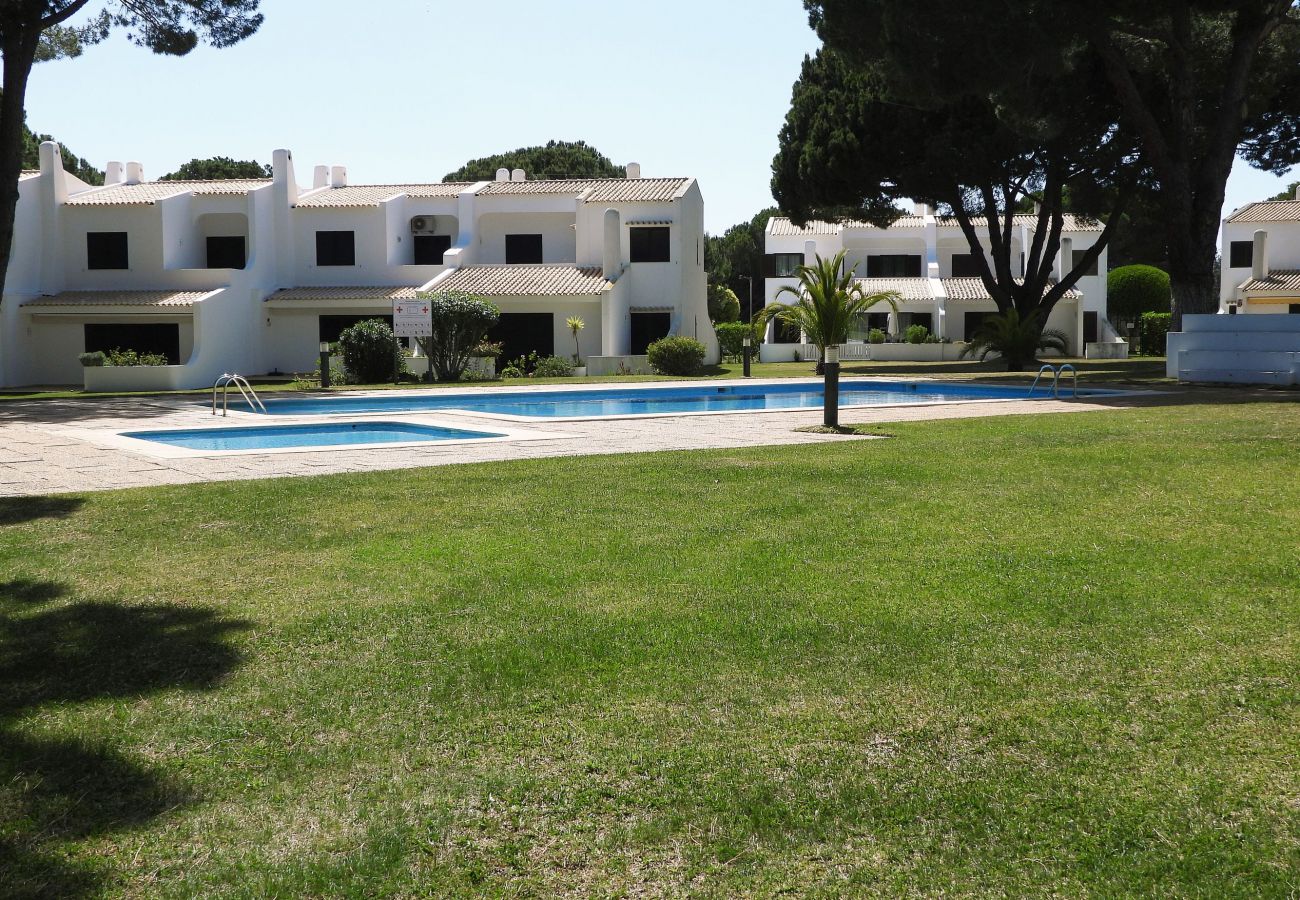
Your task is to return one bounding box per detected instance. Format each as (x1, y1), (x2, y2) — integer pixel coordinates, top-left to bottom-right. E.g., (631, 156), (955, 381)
(25, 0), (1294, 235)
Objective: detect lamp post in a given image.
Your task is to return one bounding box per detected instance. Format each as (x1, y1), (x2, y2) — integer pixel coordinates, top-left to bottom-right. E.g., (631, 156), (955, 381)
(742, 335), (752, 378)
(319, 341), (332, 389)
(823, 344), (840, 428)
(740, 273), (756, 376)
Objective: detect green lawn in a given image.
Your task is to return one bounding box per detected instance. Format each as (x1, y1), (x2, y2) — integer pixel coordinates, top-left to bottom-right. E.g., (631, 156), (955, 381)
(2, 400), (1297, 896)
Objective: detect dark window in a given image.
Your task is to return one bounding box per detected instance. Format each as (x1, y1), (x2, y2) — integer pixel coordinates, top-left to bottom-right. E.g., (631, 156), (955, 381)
(630, 312), (672, 355)
(772, 318), (801, 344)
(488, 313), (554, 363)
(629, 226), (671, 263)
(764, 253), (803, 277)
(318, 315), (392, 343)
(206, 236), (246, 269)
(1290, 304), (1300, 315)
(1229, 240), (1253, 268)
(1084, 311), (1099, 344)
(87, 232), (129, 270)
(866, 254), (923, 277)
(413, 234), (452, 265)
(84, 323), (179, 363)
(951, 253), (984, 277)
(316, 231), (355, 266)
(1071, 249), (1099, 276)
(964, 311), (995, 340)
(907, 313), (933, 332)
(505, 234), (543, 264)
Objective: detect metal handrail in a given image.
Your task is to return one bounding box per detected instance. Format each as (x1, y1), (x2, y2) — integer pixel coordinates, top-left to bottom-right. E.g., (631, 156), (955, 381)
(1027, 365), (1056, 398)
(1027, 363), (1079, 400)
(212, 373), (267, 416)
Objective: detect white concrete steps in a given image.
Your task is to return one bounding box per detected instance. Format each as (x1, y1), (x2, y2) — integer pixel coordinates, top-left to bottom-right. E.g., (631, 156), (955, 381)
(1168, 314), (1300, 385)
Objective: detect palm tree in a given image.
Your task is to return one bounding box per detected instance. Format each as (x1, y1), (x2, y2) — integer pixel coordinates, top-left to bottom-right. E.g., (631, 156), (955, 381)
(757, 250), (899, 373)
(960, 308), (1069, 371)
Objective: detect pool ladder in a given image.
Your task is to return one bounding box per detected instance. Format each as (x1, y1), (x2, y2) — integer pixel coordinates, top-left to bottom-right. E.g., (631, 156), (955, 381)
(1028, 364), (1078, 399)
(212, 373), (267, 416)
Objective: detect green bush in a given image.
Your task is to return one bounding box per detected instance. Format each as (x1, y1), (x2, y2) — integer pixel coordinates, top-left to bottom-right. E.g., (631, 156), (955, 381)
(105, 348), (169, 366)
(646, 336), (706, 375)
(532, 355), (573, 378)
(868, 329), (886, 344)
(1108, 265), (1171, 327)
(905, 324), (929, 344)
(499, 364), (525, 379)
(714, 321), (763, 361)
(1139, 312), (1172, 356)
(707, 283), (741, 323)
(415, 291), (501, 381)
(337, 319), (405, 384)
(78, 351), (106, 367)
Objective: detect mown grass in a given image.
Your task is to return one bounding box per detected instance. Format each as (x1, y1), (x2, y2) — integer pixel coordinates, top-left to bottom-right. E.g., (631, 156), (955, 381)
(1, 400), (1296, 896)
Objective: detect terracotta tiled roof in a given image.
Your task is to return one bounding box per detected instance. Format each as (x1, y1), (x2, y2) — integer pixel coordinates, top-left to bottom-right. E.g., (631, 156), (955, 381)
(65, 179), (272, 206)
(937, 214), (1101, 232)
(1227, 200), (1300, 223)
(22, 290), (207, 308)
(853, 277), (934, 301)
(19, 169), (39, 178)
(478, 177), (691, 202)
(768, 216), (925, 236)
(266, 286), (422, 302)
(1238, 269), (1300, 292)
(941, 277), (1082, 302)
(295, 183), (472, 207)
(433, 265), (611, 297)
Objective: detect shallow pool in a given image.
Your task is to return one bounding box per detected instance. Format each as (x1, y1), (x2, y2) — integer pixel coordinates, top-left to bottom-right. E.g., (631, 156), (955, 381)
(123, 421), (503, 452)
(221, 380), (1120, 419)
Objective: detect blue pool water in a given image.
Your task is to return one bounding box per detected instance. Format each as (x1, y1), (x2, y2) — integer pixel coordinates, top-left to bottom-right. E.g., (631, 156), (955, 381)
(221, 380), (1121, 419)
(125, 421), (503, 451)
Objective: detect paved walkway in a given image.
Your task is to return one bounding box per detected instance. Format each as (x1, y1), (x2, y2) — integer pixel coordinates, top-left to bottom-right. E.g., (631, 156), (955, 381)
(0, 380), (1150, 497)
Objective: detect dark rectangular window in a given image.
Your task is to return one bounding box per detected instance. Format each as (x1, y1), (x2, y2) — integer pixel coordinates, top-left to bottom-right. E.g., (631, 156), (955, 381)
(413, 234), (452, 265)
(488, 312), (554, 364)
(630, 312), (672, 355)
(206, 235), (246, 269)
(1084, 311), (1099, 344)
(951, 253), (984, 277)
(630, 226), (671, 263)
(1071, 248), (1099, 276)
(87, 232), (129, 270)
(772, 318), (801, 344)
(1229, 240), (1253, 268)
(505, 234), (543, 264)
(764, 253), (803, 277)
(1290, 304), (1300, 315)
(964, 311), (995, 339)
(316, 231), (355, 266)
(84, 323), (179, 363)
(866, 254), (922, 277)
(318, 315), (393, 343)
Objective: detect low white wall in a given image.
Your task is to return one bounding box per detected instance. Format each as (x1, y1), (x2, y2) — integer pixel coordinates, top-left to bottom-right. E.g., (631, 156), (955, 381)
(405, 356), (495, 379)
(587, 355), (651, 375)
(83, 365), (190, 392)
(1167, 313), (1300, 384)
(1085, 341), (1130, 360)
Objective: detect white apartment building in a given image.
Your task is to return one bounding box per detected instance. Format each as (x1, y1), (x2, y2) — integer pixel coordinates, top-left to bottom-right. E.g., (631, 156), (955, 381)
(1, 143), (716, 388)
(1219, 188), (1300, 313)
(760, 207), (1115, 361)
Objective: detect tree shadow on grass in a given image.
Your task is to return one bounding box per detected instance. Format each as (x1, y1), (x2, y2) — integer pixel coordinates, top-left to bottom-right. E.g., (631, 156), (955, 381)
(0, 579), (252, 897)
(0, 497), (84, 527)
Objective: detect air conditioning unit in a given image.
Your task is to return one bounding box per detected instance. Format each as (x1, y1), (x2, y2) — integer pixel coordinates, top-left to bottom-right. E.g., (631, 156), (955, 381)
(410, 216), (436, 234)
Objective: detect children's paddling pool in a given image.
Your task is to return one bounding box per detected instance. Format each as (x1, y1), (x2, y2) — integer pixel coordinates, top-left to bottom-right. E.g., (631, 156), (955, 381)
(123, 421), (502, 452)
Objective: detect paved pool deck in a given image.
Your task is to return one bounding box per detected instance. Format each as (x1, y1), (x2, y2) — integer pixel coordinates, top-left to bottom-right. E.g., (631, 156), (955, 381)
(0, 379), (1170, 497)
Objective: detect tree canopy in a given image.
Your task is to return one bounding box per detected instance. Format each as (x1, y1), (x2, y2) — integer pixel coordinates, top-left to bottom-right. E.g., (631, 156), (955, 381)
(20, 121), (101, 184)
(704, 207), (779, 317)
(160, 157), (272, 181)
(443, 140), (623, 182)
(1268, 181), (1300, 201)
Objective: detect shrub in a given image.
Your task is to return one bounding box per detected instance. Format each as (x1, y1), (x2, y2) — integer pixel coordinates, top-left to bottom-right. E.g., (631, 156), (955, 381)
(1139, 312), (1172, 356)
(533, 355), (573, 378)
(707, 283), (741, 323)
(1108, 265), (1171, 327)
(105, 347), (169, 366)
(337, 319), (405, 384)
(867, 328), (886, 344)
(905, 324), (929, 344)
(646, 336), (706, 375)
(472, 341), (503, 358)
(78, 351), (106, 367)
(714, 321), (763, 361)
(415, 291), (500, 382)
(499, 364), (525, 379)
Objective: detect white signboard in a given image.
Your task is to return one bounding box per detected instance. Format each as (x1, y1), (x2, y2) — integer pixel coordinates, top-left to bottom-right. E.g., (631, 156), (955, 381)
(393, 297), (432, 338)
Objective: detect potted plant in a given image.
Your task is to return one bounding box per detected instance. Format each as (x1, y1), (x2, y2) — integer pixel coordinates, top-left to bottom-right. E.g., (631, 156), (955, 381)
(566, 315), (587, 376)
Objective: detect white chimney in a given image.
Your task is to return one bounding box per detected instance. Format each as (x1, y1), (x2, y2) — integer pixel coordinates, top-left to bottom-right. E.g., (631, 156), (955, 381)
(804, 239), (818, 266)
(603, 208), (621, 280)
(495, 167), (510, 182)
(511, 168), (526, 182)
(1060, 237), (1073, 277)
(330, 165), (347, 188)
(1295, 186), (1300, 201)
(1253, 229), (1269, 280)
(625, 162), (641, 179)
(313, 165), (329, 189)
(105, 161), (124, 185)
(124, 161), (144, 184)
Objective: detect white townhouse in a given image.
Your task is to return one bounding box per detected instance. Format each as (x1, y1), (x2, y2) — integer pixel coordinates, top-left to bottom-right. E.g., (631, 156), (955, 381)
(1163, 187), (1300, 384)
(759, 206), (1118, 361)
(0, 143), (716, 388)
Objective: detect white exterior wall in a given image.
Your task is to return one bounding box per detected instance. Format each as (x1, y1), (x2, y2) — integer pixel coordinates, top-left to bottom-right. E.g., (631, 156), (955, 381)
(1221, 218), (1300, 311)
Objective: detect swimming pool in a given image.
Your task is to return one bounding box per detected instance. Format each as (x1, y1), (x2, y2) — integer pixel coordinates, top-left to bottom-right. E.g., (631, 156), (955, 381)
(222, 379), (1122, 419)
(123, 421), (503, 452)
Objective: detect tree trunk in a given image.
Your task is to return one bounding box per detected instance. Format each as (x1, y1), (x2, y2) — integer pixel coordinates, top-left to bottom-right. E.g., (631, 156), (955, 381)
(0, 29), (40, 312)
(1166, 227), (1222, 331)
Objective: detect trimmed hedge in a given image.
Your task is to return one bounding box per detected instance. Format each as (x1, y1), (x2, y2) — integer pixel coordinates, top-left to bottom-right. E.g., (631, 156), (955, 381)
(714, 321), (763, 361)
(338, 319), (405, 384)
(707, 283), (741, 323)
(646, 336), (706, 375)
(1108, 265), (1171, 325)
(1139, 312), (1172, 356)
